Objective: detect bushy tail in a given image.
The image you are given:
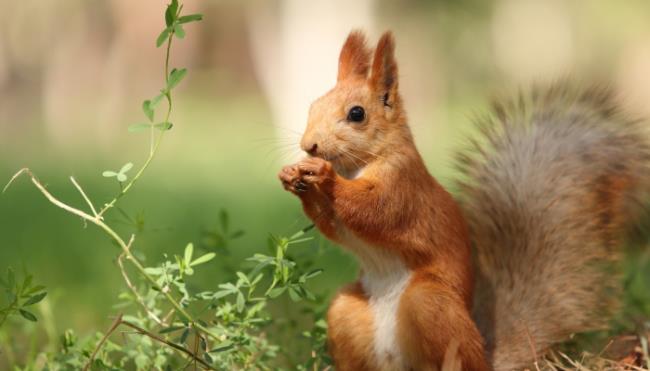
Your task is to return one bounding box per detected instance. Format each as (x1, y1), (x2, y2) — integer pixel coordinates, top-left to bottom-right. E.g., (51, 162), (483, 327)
(455, 85), (650, 370)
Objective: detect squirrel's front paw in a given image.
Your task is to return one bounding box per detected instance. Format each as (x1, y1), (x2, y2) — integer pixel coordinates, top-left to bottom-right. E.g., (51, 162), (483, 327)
(279, 164), (307, 194)
(279, 158), (334, 195)
(297, 157), (334, 185)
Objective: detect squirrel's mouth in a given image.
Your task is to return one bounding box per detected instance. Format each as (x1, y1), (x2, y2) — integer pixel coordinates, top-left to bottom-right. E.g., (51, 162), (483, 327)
(306, 150), (339, 163)
(321, 153), (340, 162)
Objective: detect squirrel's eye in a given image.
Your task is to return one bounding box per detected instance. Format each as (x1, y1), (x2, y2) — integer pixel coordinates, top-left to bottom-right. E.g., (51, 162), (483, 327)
(347, 106), (365, 123)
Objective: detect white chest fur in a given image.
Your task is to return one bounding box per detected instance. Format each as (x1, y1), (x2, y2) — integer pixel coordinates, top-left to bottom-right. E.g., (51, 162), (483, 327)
(339, 228), (412, 371)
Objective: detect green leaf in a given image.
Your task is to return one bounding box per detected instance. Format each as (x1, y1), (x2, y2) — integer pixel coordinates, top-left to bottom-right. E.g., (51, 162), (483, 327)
(304, 269), (323, 280)
(134, 354), (148, 370)
(128, 123), (151, 132)
(120, 162), (133, 174)
(151, 93), (165, 109)
(236, 271), (249, 284)
(169, 0), (179, 18)
(19, 309), (37, 322)
(190, 253), (216, 267)
(102, 171), (117, 177)
(267, 286), (286, 298)
(144, 267), (163, 275)
(218, 282), (237, 292)
(290, 224), (315, 240)
(25, 285), (46, 296)
(236, 292), (245, 312)
(288, 237), (313, 245)
(184, 243), (194, 265)
(154, 122), (173, 131)
(178, 328), (190, 344)
(178, 14), (203, 24)
(302, 287), (316, 301)
(23, 292), (47, 306)
(288, 287), (302, 302)
(117, 174), (127, 182)
(251, 273), (263, 286)
(142, 100), (154, 122)
(159, 325), (185, 334)
(165, 6), (175, 27)
(167, 68), (187, 90)
(213, 290), (233, 299)
(174, 24), (185, 39)
(156, 28), (171, 48)
(21, 274), (33, 294)
(209, 341), (234, 353)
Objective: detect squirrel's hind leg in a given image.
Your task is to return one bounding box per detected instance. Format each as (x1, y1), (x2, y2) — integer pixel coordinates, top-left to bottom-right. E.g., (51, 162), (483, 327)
(397, 279), (491, 371)
(327, 281), (376, 371)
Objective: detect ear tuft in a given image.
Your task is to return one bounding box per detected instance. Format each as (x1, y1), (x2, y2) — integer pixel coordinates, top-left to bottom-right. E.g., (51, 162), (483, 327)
(337, 30), (372, 81)
(370, 31), (398, 101)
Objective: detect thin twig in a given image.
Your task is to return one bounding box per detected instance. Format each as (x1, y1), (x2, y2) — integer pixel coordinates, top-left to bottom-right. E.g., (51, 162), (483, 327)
(6, 168), (220, 342)
(121, 320), (214, 370)
(641, 335), (650, 370)
(83, 314), (214, 371)
(84, 313), (124, 371)
(70, 176), (99, 217)
(596, 338), (614, 358)
(7, 169), (96, 222)
(3, 168), (28, 193)
(96, 3), (179, 220)
(557, 351), (591, 371)
(117, 238), (165, 326)
(523, 323), (541, 371)
(193, 331), (200, 371)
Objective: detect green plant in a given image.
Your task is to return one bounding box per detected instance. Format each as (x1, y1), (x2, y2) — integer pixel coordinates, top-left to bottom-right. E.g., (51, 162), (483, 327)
(0, 267), (47, 327)
(1, 1), (329, 369)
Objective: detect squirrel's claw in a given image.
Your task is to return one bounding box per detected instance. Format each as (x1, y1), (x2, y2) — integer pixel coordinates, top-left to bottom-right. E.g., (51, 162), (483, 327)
(295, 181), (308, 192)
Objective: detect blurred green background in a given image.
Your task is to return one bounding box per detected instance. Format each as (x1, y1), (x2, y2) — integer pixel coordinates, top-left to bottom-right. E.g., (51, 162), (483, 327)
(2, 0), (650, 364)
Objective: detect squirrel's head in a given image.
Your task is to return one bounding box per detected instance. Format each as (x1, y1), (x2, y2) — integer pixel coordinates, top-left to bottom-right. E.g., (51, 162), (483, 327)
(301, 30), (408, 175)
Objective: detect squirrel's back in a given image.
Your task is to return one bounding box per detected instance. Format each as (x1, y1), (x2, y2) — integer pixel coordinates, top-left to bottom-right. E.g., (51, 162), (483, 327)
(456, 85), (650, 370)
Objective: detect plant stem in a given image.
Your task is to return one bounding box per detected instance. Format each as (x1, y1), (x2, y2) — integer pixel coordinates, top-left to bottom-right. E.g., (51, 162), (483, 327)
(97, 10), (177, 219)
(70, 176), (98, 217)
(83, 314), (214, 371)
(121, 320), (214, 370)
(83, 313), (123, 371)
(0, 299), (18, 328)
(3, 2), (222, 365)
(8, 168), (221, 341)
(117, 243), (165, 326)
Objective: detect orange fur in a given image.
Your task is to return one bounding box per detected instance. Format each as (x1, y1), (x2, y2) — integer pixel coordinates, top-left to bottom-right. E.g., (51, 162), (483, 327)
(327, 282), (376, 370)
(279, 30), (490, 370)
(338, 30), (372, 82)
(280, 30), (650, 371)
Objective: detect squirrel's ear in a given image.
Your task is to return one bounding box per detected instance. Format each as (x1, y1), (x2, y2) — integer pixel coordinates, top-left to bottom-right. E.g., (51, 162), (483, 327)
(370, 31), (398, 107)
(337, 30), (371, 82)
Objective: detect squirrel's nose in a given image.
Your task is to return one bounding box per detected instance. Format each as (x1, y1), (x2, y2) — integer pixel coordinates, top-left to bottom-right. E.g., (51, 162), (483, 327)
(304, 143), (318, 156)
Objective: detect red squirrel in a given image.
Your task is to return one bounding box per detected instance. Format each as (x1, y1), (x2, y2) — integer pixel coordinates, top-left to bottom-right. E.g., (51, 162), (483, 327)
(278, 30), (650, 371)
